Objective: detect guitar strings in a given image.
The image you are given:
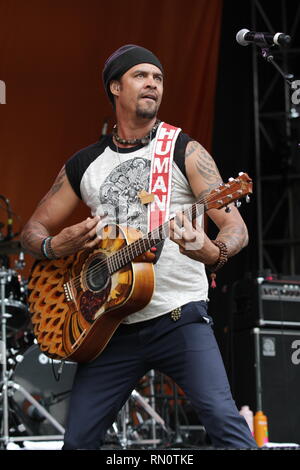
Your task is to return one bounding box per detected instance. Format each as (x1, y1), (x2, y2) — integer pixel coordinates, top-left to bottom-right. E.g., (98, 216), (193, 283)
(66, 187), (236, 291)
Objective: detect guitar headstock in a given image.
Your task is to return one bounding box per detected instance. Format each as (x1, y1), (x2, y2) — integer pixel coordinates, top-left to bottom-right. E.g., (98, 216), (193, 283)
(205, 172), (253, 211)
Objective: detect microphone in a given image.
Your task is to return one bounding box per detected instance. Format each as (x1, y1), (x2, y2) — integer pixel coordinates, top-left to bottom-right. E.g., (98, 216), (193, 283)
(236, 29), (291, 47)
(0, 194), (14, 240)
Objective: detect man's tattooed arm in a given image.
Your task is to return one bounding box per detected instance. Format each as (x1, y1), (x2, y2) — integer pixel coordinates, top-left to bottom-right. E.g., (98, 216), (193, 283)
(215, 224), (249, 257)
(185, 140), (222, 195)
(194, 143), (223, 186)
(20, 220), (49, 258)
(20, 167), (67, 258)
(21, 165), (101, 260)
(186, 141), (223, 197)
(37, 166), (66, 207)
(185, 141), (248, 258)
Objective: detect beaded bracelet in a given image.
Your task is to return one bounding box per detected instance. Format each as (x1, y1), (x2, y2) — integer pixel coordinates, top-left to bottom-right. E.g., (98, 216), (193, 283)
(207, 240), (228, 288)
(41, 236), (59, 260)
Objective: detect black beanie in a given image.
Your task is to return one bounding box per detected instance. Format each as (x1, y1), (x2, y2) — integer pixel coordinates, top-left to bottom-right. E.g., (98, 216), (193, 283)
(102, 44), (163, 105)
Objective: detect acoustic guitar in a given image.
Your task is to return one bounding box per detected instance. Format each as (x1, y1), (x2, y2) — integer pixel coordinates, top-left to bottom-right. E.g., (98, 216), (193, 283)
(27, 173), (252, 363)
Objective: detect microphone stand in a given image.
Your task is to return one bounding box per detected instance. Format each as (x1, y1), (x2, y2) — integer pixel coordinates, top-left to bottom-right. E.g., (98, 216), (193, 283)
(252, 40), (298, 278)
(259, 47), (294, 88)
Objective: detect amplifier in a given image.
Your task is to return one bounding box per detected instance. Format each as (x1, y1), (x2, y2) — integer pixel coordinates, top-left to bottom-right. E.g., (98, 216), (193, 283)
(231, 328), (300, 444)
(232, 278), (300, 330)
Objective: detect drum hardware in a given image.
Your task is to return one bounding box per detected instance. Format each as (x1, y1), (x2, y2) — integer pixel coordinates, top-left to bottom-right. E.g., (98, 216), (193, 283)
(0, 240), (23, 256)
(2, 268), (28, 336)
(147, 369), (159, 446)
(107, 372), (208, 450)
(107, 371), (172, 450)
(14, 251), (26, 271)
(171, 381), (184, 445)
(0, 268), (68, 448)
(111, 394), (167, 449)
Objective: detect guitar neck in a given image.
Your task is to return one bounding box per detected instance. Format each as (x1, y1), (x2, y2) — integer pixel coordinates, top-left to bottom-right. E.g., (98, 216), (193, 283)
(106, 172), (253, 275)
(107, 200), (206, 274)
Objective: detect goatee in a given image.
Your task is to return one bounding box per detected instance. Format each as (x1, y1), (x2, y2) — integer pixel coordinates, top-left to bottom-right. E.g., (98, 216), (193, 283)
(136, 108), (157, 119)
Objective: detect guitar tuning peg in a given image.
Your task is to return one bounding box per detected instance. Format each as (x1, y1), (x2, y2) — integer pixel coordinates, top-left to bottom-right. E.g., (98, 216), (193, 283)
(238, 172), (244, 176)
(228, 177), (234, 182)
(225, 206), (231, 213)
(246, 195), (250, 203)
(235, 200), (242, 208)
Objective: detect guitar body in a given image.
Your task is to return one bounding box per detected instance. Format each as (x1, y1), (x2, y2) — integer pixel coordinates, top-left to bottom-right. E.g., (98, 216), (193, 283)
(27, 224), (155, 363)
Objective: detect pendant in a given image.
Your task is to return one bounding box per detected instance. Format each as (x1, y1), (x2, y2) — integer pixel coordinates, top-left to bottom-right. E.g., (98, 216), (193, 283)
(138, 190), (154, 205)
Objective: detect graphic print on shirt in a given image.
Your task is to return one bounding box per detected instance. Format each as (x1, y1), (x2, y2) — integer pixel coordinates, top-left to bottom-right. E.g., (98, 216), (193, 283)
(99, 157), (150, 234)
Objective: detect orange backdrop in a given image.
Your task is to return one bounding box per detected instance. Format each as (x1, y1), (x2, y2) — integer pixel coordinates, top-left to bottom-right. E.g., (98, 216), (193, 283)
(0, 0), (222, 274)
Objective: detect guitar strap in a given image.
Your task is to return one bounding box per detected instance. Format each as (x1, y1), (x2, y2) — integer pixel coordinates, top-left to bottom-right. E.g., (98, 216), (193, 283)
(148, 122), (181, 263)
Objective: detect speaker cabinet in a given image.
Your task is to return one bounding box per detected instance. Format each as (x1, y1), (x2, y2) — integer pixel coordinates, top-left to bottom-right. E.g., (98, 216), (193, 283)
(231, 328), (300, 444)
(232, 278), (300, 330)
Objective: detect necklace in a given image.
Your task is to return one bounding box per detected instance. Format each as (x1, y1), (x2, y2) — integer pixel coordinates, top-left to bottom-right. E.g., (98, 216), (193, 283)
(112, 119), (161, 146)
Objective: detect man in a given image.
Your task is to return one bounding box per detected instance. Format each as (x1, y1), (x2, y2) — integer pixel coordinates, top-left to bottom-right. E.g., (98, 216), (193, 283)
(21, 45), (257, 449)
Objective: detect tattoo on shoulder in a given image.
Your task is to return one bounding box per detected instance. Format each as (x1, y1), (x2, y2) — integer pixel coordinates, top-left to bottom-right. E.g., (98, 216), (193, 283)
(37, 166), (66, 207)
(185, 141), (222, 198)
(185, 140), (199, 159)
(195, 144), (221, 183)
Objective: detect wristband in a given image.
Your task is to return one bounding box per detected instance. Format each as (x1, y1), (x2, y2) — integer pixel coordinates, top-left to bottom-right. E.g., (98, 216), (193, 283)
(41, 237), (51, 259)
(41, 236), (59, 260)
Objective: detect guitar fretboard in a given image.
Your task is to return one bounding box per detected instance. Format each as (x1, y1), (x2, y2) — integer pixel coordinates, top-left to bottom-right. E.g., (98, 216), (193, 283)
(107, 201), (205, 274)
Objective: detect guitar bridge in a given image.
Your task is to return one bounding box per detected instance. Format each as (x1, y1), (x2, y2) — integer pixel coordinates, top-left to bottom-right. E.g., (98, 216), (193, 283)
(63, 281), (74, 302)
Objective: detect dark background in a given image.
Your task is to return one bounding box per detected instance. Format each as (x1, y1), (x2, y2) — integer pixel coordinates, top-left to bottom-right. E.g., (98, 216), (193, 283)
(211, 0), (300, 369)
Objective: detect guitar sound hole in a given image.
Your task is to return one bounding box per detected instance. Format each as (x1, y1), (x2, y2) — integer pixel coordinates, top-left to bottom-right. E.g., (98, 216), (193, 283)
(86, 258), (109, 292)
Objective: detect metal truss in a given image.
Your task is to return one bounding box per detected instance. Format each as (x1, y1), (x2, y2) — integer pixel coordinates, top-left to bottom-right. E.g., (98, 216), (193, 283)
(252, 0), (300, 276)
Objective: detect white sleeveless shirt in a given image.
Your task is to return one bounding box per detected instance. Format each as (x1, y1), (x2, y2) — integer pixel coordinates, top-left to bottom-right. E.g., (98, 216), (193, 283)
(65, 131), (209, 323)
